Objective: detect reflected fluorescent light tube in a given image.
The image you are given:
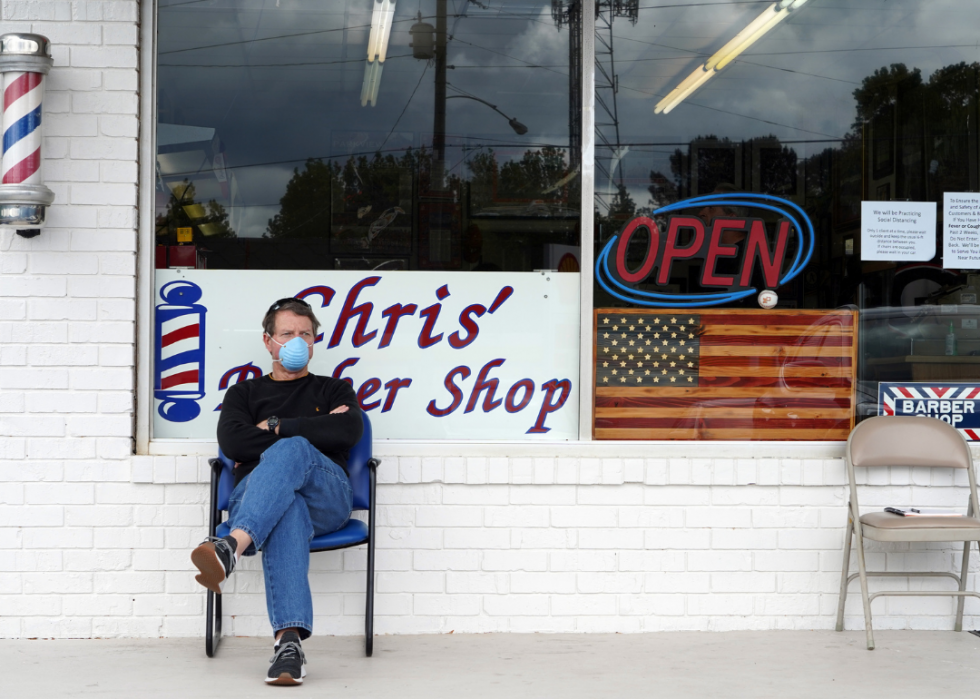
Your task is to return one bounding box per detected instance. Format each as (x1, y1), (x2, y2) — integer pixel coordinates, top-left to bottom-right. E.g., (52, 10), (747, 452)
(655, 67), (713, 114)
(656, 0), (809, 114)
(713, 1), (808, 71)
(361, 60), (384, 106)
(367, 0), (396, 63)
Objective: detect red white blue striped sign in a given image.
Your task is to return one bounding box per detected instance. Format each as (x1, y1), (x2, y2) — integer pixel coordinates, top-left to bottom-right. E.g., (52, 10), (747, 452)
(878, 382), (980, 441)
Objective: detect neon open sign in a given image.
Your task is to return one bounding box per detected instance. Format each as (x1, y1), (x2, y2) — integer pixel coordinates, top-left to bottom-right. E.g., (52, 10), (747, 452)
(595, 193), (815, 307)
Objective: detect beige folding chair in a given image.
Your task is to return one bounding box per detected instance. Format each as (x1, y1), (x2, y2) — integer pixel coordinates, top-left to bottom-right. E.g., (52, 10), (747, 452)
(836, 415), (980, 650)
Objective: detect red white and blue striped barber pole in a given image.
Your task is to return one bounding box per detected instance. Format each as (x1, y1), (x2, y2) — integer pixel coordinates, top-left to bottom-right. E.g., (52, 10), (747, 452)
(0, 33), (54, 237)
(155, 281), (208, 423)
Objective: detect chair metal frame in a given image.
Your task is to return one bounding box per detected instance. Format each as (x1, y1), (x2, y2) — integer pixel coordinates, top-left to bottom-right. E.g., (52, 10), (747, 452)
(836, 415), (980, 650)
(204, 413), (379, 658)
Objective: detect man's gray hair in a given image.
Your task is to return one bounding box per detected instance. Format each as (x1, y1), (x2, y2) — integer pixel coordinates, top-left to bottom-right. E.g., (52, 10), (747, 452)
(262, 298), (321, 337)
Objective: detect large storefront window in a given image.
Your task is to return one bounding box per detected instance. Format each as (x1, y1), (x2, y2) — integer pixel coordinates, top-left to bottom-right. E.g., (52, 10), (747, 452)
(591, 0), (980, 440)
(152, 1), (583, 442)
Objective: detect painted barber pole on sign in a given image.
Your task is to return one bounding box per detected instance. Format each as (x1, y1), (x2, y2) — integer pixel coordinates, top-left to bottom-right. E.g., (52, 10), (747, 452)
(878, 382), (980, 441)
(153, 270), (580, 441)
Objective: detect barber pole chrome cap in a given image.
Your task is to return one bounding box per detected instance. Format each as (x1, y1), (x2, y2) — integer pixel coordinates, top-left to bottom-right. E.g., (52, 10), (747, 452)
(0, 33), (55, 236)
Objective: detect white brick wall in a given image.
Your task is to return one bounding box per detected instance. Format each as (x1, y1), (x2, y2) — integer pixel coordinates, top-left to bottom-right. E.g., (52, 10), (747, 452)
(2, 3), (980, 640)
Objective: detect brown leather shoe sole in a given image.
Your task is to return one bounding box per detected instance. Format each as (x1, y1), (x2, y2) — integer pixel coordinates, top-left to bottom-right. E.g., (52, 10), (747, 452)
(190, 541), (226, 594)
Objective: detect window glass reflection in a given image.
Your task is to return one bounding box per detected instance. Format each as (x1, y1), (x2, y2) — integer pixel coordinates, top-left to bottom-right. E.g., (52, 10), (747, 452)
(156, 0), (580, 271)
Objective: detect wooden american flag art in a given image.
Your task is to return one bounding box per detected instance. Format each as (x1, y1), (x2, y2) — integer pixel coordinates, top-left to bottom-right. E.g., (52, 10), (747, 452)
(593, 309), (857, 440)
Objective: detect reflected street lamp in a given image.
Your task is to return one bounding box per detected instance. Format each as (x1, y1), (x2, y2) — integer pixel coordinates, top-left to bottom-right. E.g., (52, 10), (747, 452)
(446, 94), (529, 135)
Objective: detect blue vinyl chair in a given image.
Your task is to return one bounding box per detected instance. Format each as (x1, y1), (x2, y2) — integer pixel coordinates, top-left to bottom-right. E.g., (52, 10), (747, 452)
(205, 411), (379, 657)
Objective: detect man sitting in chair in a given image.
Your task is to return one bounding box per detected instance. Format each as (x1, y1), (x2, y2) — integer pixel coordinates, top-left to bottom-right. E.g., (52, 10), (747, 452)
(190, 297), (363, 685)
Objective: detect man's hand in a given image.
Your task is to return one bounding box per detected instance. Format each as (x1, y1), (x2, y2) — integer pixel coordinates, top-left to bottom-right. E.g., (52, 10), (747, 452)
(256, 419), (279, 434)
(330, 405), (350, 415)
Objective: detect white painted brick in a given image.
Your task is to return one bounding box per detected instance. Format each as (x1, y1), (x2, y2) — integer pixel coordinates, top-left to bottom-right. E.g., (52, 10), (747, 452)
(550, 551), (618, 572)
(446, 572), (509, 594)
(400, 456), (422, 483)
(533, 457), (555, 484)
(644, 458), (667, 485)
(688, 551), (752, 571)
(443, 457), (465, 483)
(482, 550), (547, 571)
(623, 458), (644, 483)
(712, 458), (735, 485)
(0, 483), (24, 504)
(512, 528), (575, 549)
(443, 485), (507, 505)
(0, 392), (25, 412)
(647, 528), (711, 549)
(484, 506), (548, 528)
(600, 458), (624, 484)
(414, 550), (479, 571)
(0, 276), (67, 297)
(483, 595), (549, 616)
(415, 506), (481, 528)
(668, 457), (690, 483)
(24, 482), (93, 505)
(511, 457), (533, 484)
(487, 457), (508, 484)
(578, 484), (642, 505)
(551, 506), (616, 528)
(778, 529), (843, 550)
(510, 485), (576, 505)
(25, 392), (97, 413)
(690, 458), (711, 485)
(686, 506), (752, 528)
(645, 485), (710, 505)
(465, 457), (487, 484)
(0, 416), (65, 438)
(579, 457), (601, 484)
(619, 506), (684, 528)
(104, 70), (138, 91)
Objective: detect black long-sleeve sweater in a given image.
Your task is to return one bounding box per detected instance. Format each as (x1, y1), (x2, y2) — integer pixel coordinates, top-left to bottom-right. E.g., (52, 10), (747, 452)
(217, 373), (363, 486)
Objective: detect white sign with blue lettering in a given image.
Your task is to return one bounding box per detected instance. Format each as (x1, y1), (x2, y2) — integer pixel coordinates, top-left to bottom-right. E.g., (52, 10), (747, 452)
(878, 382), (980, 441)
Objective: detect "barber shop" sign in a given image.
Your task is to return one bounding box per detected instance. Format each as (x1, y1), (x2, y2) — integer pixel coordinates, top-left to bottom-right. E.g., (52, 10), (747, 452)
(154, 270), (580, 440)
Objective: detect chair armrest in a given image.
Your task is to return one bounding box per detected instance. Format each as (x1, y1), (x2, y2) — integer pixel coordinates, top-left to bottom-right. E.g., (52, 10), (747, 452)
(368, 458), (380, 471)
(208, 457), (224, 475)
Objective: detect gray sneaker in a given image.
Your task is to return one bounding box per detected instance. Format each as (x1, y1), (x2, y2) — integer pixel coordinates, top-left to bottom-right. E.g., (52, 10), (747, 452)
(267, 631), (307, 685)
(190, 535), (237, 594)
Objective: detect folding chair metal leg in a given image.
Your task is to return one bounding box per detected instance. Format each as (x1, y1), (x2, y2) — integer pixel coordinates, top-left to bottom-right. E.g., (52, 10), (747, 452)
(836, 513), (854, 632)
(853, 519), (875, 650)
(364, 464), (376, 657)
(955, 541), (972, 632)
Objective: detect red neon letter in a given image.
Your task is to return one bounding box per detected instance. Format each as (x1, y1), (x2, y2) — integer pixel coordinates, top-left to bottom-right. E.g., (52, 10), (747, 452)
(739, 220), (789, 289)
(657, 216), (705, 285)
(615, 216), (660, 283)
(701, 218), (744, 287)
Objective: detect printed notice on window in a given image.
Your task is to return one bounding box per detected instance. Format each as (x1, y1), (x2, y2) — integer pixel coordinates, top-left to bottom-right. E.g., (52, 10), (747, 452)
(944, 192), (980, 268)
(860, 200), (936, 261)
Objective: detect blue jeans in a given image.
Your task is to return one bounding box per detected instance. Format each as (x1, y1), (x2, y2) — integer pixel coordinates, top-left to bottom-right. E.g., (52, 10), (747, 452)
(228, 436), (353, 640)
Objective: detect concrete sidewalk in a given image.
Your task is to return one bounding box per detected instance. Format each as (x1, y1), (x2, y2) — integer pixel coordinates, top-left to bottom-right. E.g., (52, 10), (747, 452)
(2, 631), (978, 698)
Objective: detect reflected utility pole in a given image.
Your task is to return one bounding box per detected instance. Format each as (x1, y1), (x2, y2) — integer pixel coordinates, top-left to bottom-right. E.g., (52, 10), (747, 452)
(432, 0), (448, 191)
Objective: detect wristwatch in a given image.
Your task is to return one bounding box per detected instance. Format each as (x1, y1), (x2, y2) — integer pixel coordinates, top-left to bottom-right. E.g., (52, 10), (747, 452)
(266, 416), (280, 432)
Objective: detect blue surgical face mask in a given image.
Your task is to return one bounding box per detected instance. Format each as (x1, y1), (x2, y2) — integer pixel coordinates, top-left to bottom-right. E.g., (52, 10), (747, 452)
(271, 335), (312, 372)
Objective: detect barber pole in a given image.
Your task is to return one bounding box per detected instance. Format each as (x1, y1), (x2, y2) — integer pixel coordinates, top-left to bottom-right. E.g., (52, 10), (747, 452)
(0, 33), (54, 235)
